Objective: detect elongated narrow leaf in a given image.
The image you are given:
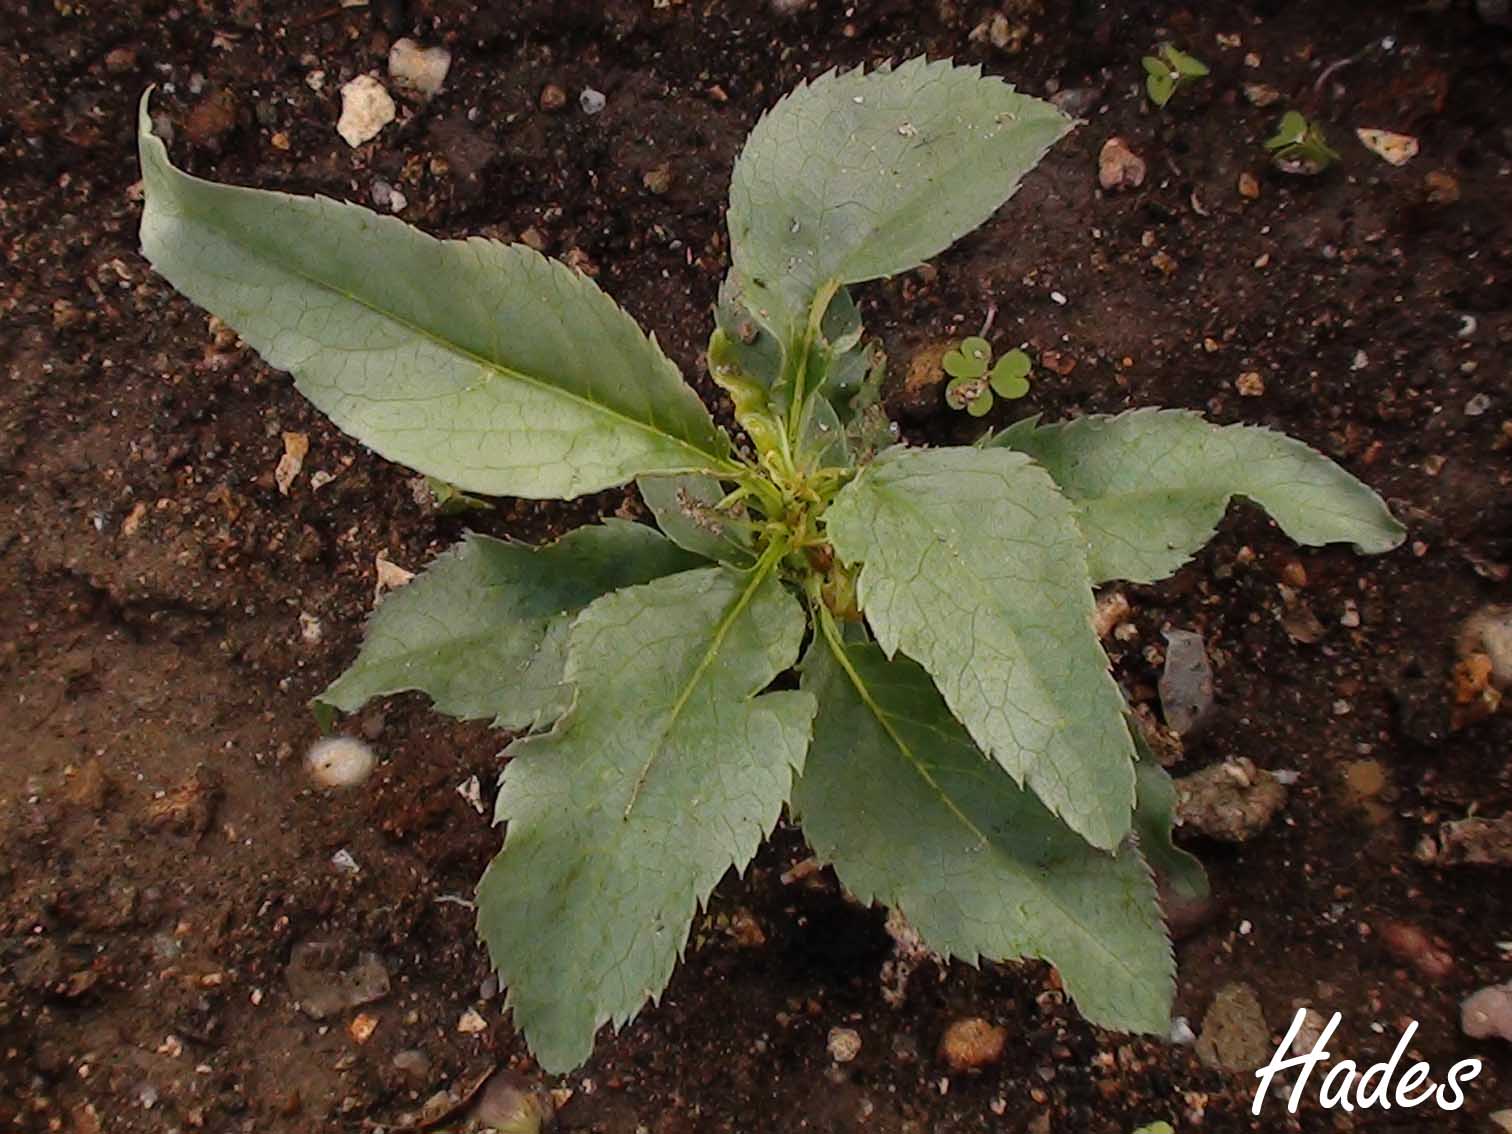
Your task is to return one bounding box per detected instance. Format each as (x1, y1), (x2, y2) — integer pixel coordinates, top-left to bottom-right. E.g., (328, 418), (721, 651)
(477, 566), (816, 1072)
(637, 474), (754, 567)
(727, 58), (1070, 344)
(795, 633), (1172, 1032)
(987, 409), (1404, 584)
(825, 446), (1135, 849)
(317, 522), (702, 730)
(138, 93), (730, 499)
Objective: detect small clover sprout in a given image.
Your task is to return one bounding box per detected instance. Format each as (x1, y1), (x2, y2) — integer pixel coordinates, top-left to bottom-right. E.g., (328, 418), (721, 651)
(990, 350), (1031, 399)
(1265, 110), (1340, 174)
(944, 337), (1032, 417)
(1142, 44), (1209, 108)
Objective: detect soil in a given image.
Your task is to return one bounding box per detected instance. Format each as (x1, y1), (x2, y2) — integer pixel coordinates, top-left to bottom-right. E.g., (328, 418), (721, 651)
(2, 1), (1511, 1131)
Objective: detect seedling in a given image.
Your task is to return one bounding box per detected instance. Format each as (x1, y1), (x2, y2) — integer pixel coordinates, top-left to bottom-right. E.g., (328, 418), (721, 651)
(943, 336), (1033, 417)
(1142, 44), (1209, 107)
(427, 477), (492, 516)
(1265, 110), (1340, 174)
(138, 59), (1403, 1074)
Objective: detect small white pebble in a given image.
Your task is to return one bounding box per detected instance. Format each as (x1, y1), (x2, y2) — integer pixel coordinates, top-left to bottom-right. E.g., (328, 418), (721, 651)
(1050, 290), (1068, 305)
(1169, 1016), (1196, 1044)
(306, 737), (376, 788)
(1465, 393), (1491, 417)
(1272, 769), (1300, 786)
(457, 1008), (488, 1034)
(331, 848), (360, 874)
(1238, 919), (1253, 936)
(579, 87), (606, 115)
(827, 1026), (862, 1063)
(457, 775), (485, 815)
(337, 74), (396, 147)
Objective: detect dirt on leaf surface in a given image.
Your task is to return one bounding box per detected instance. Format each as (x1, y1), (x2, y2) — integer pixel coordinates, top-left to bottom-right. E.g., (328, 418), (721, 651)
(3, 1), (1511, 1131)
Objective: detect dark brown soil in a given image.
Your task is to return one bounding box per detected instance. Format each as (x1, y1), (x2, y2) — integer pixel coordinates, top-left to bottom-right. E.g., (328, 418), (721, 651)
(3, 1), (1511, 1131)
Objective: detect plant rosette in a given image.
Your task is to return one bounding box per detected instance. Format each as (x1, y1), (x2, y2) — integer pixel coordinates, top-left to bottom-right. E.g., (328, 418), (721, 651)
(138, 58), (1403, 1074)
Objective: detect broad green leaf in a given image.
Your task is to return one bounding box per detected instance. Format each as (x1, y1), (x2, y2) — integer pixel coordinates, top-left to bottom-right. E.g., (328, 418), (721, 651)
(986, 409), (1405, 584)
(795, 632), (1173, 1033)
(637, 473), (755, 567)
(825, 446), (1137, 849)
(477, 565), (816, 1072)
(138, 93), (731, 499)
(316, 522), (702, 729)
(727, 58), (1071, 345)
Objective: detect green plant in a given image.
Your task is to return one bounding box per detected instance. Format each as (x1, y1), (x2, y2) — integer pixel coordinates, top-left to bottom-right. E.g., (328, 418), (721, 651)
(943, 335), (1033, 417)
(137, 58), (1403, 1074)
(1142, 44), (1209, 107)
(1265, 110), (1341, 173)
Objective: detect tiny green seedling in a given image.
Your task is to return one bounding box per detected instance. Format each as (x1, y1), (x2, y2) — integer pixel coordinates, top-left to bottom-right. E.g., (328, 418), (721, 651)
(139, 58), (1403, 1074)
(427, 477), (492, 516)
(1142, 44), (1209, 107)
(1265, 110), (1340, 174)
(943, 336), (1033, 417)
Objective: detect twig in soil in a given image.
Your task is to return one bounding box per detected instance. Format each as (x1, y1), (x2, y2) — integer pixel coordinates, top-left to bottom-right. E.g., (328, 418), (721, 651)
(978, 300), (998, 339)
(1313, 35), (1396, 95)
(434, 893), (476, 910)
(290, 5), (352, 29)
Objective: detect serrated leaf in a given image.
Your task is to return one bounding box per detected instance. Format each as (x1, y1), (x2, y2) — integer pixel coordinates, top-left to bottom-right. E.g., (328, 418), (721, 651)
(986, 408), (1405, 584)
(637, 474), (755, 567)
(1131, 745), (1210, 911)
(714, 273), (785, 394)
(477, 565), (816, 1073)
(316, 522), (702, 729)
(138, 92), (731, 500)
(727, 57), (1071, 345)
(825, 446), (1137, 849)
(794, 632), (1173, 1033)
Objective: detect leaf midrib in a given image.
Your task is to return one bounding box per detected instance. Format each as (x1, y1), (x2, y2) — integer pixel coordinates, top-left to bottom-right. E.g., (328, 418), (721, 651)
(622, 551), (782, 819)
